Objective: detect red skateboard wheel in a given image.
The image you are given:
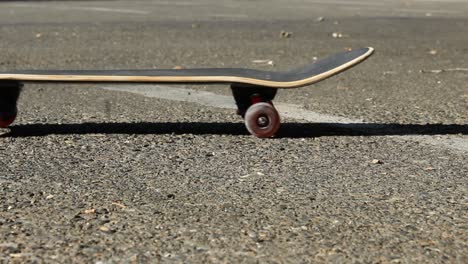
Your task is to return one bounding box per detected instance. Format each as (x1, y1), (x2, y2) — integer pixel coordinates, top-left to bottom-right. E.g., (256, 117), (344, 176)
(0, 112), (17, 128)
(244, 102), (280, 138)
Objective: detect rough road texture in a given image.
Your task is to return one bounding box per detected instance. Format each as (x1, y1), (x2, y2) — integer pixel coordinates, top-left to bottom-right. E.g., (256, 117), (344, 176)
(0, 0), (467, 263)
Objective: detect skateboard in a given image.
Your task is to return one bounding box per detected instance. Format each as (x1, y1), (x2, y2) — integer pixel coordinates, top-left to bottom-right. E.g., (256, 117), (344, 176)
(0, 47), (373, 137)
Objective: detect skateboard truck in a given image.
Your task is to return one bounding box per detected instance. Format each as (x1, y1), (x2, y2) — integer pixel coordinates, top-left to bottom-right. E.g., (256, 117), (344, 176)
(0, 81), (22, 128)
(231, 84), (280, 138)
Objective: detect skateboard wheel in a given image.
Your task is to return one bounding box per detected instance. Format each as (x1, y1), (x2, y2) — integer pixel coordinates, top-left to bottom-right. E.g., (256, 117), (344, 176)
(0, 110), (17, 128)
(244, 102), (280, 138)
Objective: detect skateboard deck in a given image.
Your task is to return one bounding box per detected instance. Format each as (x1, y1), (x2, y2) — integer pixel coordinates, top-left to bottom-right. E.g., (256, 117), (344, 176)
(0, 47), (374, 137)
(0, 47), (373, 88)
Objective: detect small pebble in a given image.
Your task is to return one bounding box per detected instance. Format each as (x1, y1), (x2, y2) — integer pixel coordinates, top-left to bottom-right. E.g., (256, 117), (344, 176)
(332, 32), (343, 38)
(99, 226), (110, 232)
(82, 209), (96, 215)
(280, 30), (292, 38)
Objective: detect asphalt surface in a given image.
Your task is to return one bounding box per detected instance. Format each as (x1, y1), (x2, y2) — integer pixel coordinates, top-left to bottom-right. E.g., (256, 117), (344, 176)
(0, 0), (467, 263)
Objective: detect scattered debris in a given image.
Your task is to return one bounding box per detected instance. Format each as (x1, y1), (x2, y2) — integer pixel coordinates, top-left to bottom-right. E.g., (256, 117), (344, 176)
(240, 171), (265, 179)
(35, 33), (42, 38)
(420, 68), (468, 74)
(383, 71), (397, 75)
(252, 59), (274, 66)
(45, 195), (55, 200)
(280, 30), (292, 38)
(111, 202), (126, 208)
(239, 174), (251, 179)
(332, 32), (344, 38)
(205, 152), (215, 157)
(428, 49), (438, 55)
(371, 159), (384, 164)
(424, 167), (435, 171)
(99, 226), (111, 232)
(252, 59), (270, 63)
(82, 208), (96, 215)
